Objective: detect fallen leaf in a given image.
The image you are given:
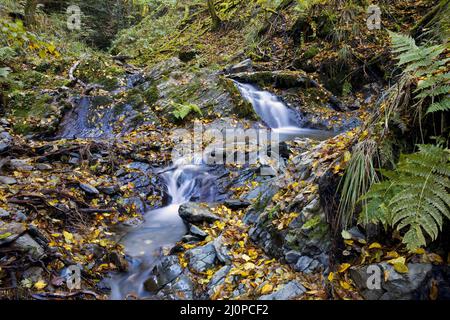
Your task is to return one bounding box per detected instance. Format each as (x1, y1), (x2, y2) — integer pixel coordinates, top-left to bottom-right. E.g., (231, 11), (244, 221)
(34, 280), (47, 290)
(261, 284), (273, 295)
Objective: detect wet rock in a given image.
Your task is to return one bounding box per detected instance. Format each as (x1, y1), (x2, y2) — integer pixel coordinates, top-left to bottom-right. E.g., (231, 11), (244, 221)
(294, 256), (321, 274)
(285, 250), (302, 264)
(207, 265), (231, 297)
(154, 255), (184, 289)
(0, 131), (12, 153)
(224, 199), (252, 210)
(143, 275), (160, 293)
(259, 281), (306, 300)
(350, 263), (435, 300)
(11, 233), (45, 259)
(123, 197), (146, 214)
(0, 176), (17, 185)
(159, 273), (194, 300)
(0, 221), (26, 245)
(79, 183), (100, 195)
(179, 203), (221, 224)
(189, 225), (207, 239)
(186, 242), (217, 273)
(108, 252), (129, 272)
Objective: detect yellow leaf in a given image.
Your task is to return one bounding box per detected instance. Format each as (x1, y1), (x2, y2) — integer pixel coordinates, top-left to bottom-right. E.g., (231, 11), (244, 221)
(63, 231), (73, 243)
(393, 262), (409, 274)
(34, 280), (47, 290)
(261, 284), (273, 295)
(369, 242), (382, 249)
(338, 263), (351, 273)
(340, 281), (351, 290)
(388, 257), (406, 265)
(328, 272), (335, 282)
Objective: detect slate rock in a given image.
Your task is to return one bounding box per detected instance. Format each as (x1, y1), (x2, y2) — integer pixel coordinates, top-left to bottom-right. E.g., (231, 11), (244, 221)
(179, 203), (221, 224)
(186, 242), (217, 273)
(259, 281), (306, 300)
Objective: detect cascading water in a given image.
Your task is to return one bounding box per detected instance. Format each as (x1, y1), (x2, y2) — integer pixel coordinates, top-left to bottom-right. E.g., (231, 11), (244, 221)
(109, 157), (217, 300)
(108, 80), (332, 300)
(234, 81), (332, 141)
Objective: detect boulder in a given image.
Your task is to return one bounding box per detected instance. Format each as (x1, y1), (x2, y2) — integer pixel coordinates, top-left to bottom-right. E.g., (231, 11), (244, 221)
(186, 242), (217, 273)
(179, 203), (221, 224)
(259, 281), (306, 300)
(350, 263), (435, 300)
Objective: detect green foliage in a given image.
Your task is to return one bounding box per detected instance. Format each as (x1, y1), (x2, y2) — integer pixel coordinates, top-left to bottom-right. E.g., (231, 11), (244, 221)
(0, 67), (12, 79)
(338, 140), (379, 228)
(361, 144), (450, 251)
(171, 102), (203, 120)
(390, 32), (449, 114)
(0, 19), (60, 59)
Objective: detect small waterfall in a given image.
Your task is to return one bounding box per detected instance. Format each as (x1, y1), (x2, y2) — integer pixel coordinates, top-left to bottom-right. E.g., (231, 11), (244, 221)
(109, 157), (216, 300)
(234, 81), (333, 141)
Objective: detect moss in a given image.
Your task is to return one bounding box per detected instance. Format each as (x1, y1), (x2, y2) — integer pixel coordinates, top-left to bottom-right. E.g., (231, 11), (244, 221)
(303, 46), (320, 60)
(143, 85), (159, 105)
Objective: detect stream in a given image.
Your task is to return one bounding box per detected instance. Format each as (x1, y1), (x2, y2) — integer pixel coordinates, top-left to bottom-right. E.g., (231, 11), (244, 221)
(70, 79), (333, 299)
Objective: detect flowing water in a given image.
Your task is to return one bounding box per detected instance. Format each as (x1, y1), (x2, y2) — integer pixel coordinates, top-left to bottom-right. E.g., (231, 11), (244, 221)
(107, 81), (332, 299)
(234, 81), (333, 141)
(109, 157), (218, 299)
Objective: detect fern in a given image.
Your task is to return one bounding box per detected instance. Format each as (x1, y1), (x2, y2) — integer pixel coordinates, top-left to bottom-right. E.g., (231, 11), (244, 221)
(389, 32), (449, 115)
(171, 102), (203, 120)
(361, 144), (450, 251)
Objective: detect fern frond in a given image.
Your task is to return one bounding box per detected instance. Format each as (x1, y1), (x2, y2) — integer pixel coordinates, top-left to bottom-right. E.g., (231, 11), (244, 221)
(360, 144), (450, 251)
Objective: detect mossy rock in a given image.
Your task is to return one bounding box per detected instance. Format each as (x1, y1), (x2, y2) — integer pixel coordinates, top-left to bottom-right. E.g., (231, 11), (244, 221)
(220, 77), (257, 120)
(229, 71), (316, 89)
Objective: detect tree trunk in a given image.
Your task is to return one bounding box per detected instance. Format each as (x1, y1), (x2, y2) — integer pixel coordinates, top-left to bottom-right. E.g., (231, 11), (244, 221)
(207, 0), (221, 31)
(24, 0), (38, 26)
